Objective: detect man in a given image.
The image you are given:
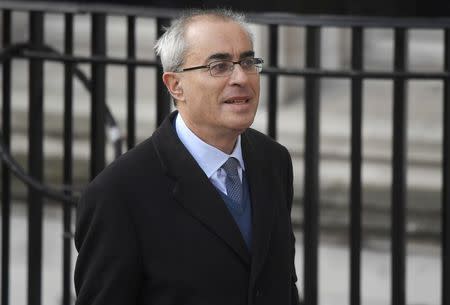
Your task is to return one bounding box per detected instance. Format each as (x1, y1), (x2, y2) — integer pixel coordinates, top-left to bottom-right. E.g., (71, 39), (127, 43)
(75, 9), (300, 305)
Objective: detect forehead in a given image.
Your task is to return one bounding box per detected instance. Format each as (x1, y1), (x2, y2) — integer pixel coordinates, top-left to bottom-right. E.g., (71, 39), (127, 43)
(183, 17), (253, 63)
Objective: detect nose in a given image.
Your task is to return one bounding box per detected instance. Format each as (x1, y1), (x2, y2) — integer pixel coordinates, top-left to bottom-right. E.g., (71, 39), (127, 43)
(228, 63), (249, 85)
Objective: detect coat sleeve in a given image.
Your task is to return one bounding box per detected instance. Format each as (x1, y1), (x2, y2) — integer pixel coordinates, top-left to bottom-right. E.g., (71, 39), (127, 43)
(74, 181), (142, 305)
(284, 148), (302, 305)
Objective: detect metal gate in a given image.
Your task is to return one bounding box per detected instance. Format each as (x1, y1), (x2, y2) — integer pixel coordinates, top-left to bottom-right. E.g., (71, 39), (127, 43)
(1, 2), (449, 305)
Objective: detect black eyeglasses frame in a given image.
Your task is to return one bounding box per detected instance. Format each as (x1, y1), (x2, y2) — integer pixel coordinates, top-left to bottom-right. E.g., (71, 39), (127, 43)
(175, 57), (264, 77)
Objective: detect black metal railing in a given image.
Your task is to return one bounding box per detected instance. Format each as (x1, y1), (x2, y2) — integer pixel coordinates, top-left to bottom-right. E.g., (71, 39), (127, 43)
(0, 2), (449, 305)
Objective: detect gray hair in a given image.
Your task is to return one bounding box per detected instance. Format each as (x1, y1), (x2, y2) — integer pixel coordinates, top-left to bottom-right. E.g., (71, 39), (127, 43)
(154, 9), (253, 72)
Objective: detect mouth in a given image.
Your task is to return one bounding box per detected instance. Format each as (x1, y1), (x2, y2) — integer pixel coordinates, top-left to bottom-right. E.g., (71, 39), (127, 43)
(224, 98), (250, 104)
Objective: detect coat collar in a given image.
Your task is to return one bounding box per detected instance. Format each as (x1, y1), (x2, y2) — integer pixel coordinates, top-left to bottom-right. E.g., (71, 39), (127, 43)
(152, 111), (276, 273)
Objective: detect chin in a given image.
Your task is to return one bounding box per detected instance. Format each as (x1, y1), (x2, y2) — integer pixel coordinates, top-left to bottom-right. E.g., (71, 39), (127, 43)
(228, 119), (254, 133)
(221, 111), (256, 132)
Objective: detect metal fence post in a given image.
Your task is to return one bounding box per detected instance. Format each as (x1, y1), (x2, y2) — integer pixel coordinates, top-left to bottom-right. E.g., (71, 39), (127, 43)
(303, 25), (321, 305)
(127, 15), (137, 149)
(350, 26), (364, 305)
(442, 28), (450, 305)
(268, 24), (279, 139)
(391, 27), (408, 305)
(28, 10), (45, 305)
(1, 9), (12, 305)
(90, 13), (107, 179)
(62, 12), (74, 305)
(156, 18), (171, 126)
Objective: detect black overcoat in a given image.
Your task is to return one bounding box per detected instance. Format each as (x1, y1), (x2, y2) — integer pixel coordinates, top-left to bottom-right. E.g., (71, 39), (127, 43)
(74, 111), (300, 305)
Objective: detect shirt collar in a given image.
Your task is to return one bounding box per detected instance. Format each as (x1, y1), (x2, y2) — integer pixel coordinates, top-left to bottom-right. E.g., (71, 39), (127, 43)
(175, 112), (245, 178)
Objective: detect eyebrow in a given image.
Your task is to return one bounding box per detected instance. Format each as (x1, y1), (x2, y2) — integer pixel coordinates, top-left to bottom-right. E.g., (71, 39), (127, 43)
(240, 50), (255, 59)
(206, 50), (255, 62)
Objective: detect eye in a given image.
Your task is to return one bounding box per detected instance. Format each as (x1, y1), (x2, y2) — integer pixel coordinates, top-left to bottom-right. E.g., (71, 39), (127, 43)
(240, 58), (255, 70)
(210, 61), (231, 74)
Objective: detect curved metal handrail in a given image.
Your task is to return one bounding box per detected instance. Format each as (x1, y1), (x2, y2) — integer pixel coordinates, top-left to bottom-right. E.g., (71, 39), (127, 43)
(0, 131), (79, 205)
(0, 42), (126, 205)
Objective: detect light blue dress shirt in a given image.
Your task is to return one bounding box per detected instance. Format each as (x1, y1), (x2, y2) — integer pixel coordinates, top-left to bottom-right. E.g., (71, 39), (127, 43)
(175, 113), (245, 195)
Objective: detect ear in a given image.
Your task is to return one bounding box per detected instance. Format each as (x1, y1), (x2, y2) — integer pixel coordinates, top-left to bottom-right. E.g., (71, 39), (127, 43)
(162, 72), (185, 102)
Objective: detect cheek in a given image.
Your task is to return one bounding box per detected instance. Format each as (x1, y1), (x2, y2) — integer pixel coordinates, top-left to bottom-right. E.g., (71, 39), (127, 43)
(181, 75), (227, 112)
(196, 81), (226, 105)
(253, 78), (261, 95)
(184, 84), (218, 117)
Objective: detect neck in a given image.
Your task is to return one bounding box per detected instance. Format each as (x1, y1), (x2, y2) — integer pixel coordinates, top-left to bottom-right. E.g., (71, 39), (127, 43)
(179, 114), (240, 154)
(190, 125), (239, 154)
(203, 133), (238, 154)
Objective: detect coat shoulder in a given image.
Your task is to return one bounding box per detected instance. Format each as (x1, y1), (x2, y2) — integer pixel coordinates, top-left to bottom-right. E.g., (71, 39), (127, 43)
(82, 135), (162, 196)
(244, 128), (290, 157)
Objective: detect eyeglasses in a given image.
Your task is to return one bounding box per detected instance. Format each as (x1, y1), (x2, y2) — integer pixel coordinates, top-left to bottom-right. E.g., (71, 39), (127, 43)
(176, 57), (264, 77)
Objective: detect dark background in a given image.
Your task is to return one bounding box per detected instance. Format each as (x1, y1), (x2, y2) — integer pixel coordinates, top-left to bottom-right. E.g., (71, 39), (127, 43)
(51, 0), (450, 17)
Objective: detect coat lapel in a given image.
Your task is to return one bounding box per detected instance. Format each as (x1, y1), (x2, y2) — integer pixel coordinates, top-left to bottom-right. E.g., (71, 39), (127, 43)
(152, 112), (251, 266)
(241, 131), (277, 283)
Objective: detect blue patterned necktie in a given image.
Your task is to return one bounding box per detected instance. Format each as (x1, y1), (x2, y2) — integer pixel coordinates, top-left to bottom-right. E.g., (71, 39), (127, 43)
(221, 157), (243, 203)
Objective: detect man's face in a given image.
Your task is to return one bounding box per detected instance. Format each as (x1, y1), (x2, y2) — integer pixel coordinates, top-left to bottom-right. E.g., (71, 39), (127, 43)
(173, 17), (260, 141)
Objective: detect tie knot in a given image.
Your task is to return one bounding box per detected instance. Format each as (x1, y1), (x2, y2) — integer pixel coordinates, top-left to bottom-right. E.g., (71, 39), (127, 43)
(221, 157), (240, 177)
